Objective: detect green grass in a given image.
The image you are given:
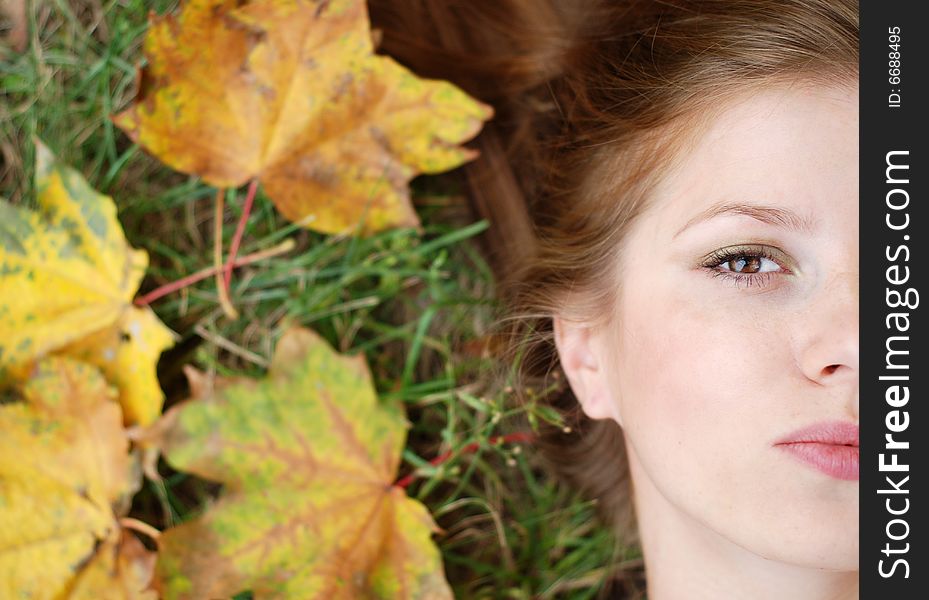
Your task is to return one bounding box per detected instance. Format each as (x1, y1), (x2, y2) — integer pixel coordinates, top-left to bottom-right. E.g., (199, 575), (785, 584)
(1, 1), (636, 597)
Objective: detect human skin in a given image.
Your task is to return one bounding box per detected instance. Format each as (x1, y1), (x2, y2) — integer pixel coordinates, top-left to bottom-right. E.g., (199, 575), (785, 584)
(553, 83), (859, 599)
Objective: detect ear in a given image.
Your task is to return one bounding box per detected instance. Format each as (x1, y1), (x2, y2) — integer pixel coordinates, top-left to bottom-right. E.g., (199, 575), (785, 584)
(552, 316), (622, 424)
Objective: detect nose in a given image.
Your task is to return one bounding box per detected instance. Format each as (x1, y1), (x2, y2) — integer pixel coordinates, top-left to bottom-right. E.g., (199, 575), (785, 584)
(796, 269), (859, 402)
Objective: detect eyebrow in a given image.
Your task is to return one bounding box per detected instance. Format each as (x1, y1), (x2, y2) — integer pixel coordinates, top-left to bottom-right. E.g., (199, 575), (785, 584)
(673, 202), (817, 239)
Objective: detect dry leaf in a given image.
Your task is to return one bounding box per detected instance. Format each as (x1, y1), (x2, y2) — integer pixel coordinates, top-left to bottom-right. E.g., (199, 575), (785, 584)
(113, 0), (493, 235)
(154, 326), (452, 599)
(0, 357), (155, 599)
(0, 140), (175, 425)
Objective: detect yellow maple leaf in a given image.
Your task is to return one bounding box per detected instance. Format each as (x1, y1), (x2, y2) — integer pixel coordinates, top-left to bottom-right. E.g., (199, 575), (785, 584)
(152, 326), (452, 599)
(0, 140), (175, 425)
(0, 357), (156, 599)
(113, 0), (493, 236)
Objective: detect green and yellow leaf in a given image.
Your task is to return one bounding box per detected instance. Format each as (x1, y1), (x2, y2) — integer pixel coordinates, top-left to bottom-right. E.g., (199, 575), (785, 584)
(153, 326), (452, 599)
(113, 0), (493, 236)
(0, 140), (175, 425)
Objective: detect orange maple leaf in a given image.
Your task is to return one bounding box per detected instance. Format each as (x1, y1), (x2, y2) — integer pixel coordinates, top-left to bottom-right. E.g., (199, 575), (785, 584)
(113, 0), (492, 236)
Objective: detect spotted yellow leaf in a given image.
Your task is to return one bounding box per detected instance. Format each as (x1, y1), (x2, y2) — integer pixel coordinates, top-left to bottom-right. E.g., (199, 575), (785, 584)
(113, 0), (493, 236)
(153, 326), (452, 599)
(0, 357), (155, 598)
(0, 140), (175, 425)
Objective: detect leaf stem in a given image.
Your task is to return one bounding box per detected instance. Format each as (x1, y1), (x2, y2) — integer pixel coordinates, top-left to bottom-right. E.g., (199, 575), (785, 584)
(223, 179), (259, 292)
(395, 431), (535, 489)
(134, 239), (295, 307)
(119, 517), (162, 542)
(213, 188), (239, 319)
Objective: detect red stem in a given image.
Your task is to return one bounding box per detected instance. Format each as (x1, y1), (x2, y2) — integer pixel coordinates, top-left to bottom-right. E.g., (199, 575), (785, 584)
(223, 179), (259, 292)
(133, 239), (295, 307)
(395, 431), (535, 489)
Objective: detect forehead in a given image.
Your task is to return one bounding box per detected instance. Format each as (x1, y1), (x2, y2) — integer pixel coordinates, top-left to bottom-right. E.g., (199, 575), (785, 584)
(647, 83), (858, 224)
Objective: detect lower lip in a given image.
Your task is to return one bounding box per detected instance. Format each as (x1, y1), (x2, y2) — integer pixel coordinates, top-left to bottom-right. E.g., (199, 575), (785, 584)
(777, 443), (859, 480)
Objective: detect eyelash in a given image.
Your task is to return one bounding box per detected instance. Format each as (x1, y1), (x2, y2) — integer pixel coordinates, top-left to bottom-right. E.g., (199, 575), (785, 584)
(700, 246), (791, 289)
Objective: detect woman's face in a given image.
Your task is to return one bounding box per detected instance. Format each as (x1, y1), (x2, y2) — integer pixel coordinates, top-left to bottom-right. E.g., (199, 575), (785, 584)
(559, 83), (858, 569)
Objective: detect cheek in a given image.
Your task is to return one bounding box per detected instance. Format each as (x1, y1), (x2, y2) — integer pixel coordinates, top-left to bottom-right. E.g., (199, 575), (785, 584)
(612, 276), (794, 471)
(610, 273), (859, 568)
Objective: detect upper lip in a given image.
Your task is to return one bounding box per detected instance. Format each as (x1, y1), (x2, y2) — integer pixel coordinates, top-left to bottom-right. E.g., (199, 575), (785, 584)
(774, 421), (859, 447)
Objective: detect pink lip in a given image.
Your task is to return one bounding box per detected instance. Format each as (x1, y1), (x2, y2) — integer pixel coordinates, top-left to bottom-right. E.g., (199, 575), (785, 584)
(774, 421), (859, 481)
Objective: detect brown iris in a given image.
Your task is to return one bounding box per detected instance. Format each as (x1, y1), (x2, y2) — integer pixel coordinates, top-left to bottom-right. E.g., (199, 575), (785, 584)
(727, 256), (762, 273)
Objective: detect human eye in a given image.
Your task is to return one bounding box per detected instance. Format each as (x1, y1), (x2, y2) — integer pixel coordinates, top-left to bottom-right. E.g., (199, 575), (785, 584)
(699, 244), (794, 289)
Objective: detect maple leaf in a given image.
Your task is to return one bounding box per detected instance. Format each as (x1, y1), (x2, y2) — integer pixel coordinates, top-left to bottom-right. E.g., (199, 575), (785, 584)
(0, 140), (176, 425)
(152, 326), (453, 599)
(112, 0), (493, 236)
(0, 357), (155, 599)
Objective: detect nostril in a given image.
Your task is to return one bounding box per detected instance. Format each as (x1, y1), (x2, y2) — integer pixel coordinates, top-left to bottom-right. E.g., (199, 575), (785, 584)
(823, 364), (840, 375)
